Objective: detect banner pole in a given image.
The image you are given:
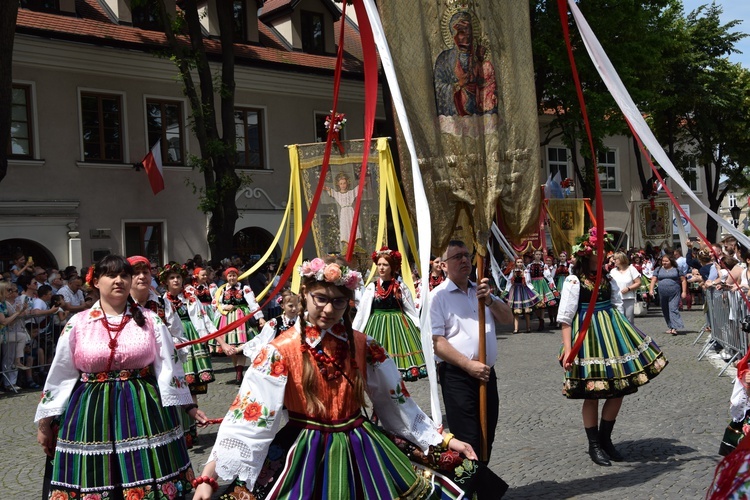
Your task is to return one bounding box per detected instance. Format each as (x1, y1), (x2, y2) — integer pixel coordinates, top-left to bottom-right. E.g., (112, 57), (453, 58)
(476, 252), (488, 462)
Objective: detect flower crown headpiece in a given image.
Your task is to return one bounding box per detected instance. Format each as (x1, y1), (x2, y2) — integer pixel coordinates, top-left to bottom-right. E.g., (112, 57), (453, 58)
(571, 227), (614, 257)
(159, 262), (187, 285)
(299, 258), (361, 291)
(371, 246), (402, 267)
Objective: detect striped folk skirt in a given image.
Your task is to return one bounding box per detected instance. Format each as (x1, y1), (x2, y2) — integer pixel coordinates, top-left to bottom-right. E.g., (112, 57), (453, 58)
(50, 368), (194, 499)
(362, 309), (427, 381)
(530, 277), (558, 308)
(221, 413), (466, 500)
(560, 300), (668, 399)
(509, 284), (541, 315)
(180, 318), (215, 395)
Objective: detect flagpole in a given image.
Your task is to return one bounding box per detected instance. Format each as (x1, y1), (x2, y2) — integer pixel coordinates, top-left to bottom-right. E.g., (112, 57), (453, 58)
(476, 252), (488, 462)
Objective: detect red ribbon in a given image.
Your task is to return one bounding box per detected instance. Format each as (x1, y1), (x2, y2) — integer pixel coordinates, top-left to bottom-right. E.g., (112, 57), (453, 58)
(345, 0), (379, 262)
(557, 0), (605, 366)
(176, 2), (351, 349)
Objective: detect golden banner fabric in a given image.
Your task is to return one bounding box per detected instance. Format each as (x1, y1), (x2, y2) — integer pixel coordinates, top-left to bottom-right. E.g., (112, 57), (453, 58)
(378, 0), (541, 254)
(297, 140), (381, 271)
(547, 199), (585, 256)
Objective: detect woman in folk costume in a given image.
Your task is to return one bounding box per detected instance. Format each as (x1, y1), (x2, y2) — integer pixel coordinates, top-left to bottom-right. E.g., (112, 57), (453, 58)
(127, 256), (187, 347)
(558, 228), (668, 466)
(505, 257), (541, 333)
(527, 249), (559, 330)
(214, 267), (265, 384)
(191, 266), (217, 321)
(554, 251), (571, 293)
(161, 262), (218, 447)
(192, 255), (506, 500)
(36, 255), (208, 499)
(352, 247), (427, 381)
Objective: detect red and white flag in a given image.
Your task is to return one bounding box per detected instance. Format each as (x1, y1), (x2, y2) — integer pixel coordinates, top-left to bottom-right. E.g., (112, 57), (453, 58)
(142, 139), (164, 195)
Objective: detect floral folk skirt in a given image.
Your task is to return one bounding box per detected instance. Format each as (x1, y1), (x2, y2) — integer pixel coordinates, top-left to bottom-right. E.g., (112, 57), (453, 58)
(362, 309), (428, 381)
(530, 277), (558, 308)
(48, 368), (194, 499)
(560, 300), (668, 399)
(213, 306), (258, 348)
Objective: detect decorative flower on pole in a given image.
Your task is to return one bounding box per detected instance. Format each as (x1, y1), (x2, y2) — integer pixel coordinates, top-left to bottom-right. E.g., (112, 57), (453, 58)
(324, 111), (347, 154)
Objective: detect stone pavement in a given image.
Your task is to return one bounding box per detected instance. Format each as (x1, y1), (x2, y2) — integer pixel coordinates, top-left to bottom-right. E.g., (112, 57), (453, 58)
(2, 307), (734, 499)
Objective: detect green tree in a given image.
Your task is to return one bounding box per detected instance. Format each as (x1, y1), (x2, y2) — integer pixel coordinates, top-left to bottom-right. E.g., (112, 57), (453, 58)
(0, 1), (20, 184)
(531, 0), (678, 202)
(649, 3), (749, 241)
(148, 0), (245, 261)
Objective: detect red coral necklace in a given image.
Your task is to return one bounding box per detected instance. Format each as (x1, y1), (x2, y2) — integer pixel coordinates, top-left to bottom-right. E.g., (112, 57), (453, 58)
(300, 326), (350, 380)
(375, 279), (396, 300)
(166, 292), (183, 312)
(102, 308), (131, 371)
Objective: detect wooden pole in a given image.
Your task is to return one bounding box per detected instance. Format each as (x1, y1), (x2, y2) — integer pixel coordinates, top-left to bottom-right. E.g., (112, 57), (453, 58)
(476, 253), (488, 462)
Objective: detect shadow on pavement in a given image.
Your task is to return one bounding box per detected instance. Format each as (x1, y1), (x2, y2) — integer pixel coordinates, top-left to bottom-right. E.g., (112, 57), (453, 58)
(503, 438), (701, 499)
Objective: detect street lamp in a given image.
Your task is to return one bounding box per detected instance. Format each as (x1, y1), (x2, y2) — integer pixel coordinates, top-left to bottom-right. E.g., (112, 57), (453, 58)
(730, 205), (741, 228)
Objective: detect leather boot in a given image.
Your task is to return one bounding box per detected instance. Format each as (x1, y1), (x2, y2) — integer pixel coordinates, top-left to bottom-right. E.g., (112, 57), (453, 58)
(585, 426), (611, 466)
(599, 419), (624, 461)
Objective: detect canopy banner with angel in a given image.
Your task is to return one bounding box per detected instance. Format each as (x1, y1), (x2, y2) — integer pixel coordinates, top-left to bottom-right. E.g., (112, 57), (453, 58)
(296, 139), (380, 268)
(635, 199), (673, 249)
(377, 0), (541, 254)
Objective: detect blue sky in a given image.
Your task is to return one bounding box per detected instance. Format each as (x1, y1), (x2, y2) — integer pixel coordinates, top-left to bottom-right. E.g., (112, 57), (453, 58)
(681, 0), (750, 67)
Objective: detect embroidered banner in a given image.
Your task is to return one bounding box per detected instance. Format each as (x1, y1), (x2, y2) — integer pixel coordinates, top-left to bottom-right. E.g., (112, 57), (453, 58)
(377, 0), (540, 253)
(634, 200), (673, 250)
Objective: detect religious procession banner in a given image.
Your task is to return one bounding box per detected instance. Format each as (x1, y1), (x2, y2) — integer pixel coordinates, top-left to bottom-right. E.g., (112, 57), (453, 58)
(377, 0), (541, 254)
(296, 139), (381, 270)
(546, 199), (585, 256)
(634, 199), (673, 250)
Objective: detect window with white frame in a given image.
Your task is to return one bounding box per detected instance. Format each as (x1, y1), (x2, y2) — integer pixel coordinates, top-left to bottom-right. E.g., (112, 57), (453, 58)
(146, 99), (184, 166)
(9, 84), (34, 158)
(547, 146), (571, 180)
(234, 107), (265, 169)
(684, 159), (701, 192)
(124, 222), (163, 264)
(80, 92), (124, 162)
(597, 149), (618, 191)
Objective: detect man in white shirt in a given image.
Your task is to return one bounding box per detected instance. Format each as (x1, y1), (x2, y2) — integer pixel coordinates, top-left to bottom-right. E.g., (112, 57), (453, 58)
(58, 275), (89, 314)
(431, 240), (512, 462)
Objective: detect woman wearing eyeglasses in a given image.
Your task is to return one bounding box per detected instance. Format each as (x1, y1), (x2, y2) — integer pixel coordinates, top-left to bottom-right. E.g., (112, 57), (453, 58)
(352, 247), (427, 381)
(193, 255), (506, 500)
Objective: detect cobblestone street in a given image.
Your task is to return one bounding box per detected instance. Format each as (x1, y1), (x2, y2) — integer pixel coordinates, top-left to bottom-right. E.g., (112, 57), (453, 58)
(3, 307), (732, 499)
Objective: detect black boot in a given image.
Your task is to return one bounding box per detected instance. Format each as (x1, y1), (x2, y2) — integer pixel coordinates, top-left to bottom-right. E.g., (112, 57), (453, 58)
(585, 426), (611, 466)
(599, 419), (624, 462)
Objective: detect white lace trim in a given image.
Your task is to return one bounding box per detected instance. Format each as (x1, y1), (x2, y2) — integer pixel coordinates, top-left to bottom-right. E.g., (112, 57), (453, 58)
(210, 437), (264, 487)
(55, 426), (184, 456)
(34, 407), (64, 423)
(161, 392), (194, 406)
(576, 338), (653, 367)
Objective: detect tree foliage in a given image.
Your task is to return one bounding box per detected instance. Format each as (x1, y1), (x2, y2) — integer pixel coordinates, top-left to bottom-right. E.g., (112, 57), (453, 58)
(149, 0), (246, 261)
(531, 0), (678, 201)
(649, 3), (750, 241)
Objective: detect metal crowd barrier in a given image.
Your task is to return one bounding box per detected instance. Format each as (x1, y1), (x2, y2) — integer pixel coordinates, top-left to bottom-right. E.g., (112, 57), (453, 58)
(697, 288), (750, 376)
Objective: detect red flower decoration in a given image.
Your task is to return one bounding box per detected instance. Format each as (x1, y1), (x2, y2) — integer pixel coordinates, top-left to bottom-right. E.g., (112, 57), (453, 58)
(270, 361), (287, 377)
(243, 401), (262, 422)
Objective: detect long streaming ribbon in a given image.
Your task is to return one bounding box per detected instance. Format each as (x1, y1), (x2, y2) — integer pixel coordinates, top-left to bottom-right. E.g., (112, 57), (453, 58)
(177, 1), (351, 349)
(345, 0), (379, 262)
(557, 0), (606, 366)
